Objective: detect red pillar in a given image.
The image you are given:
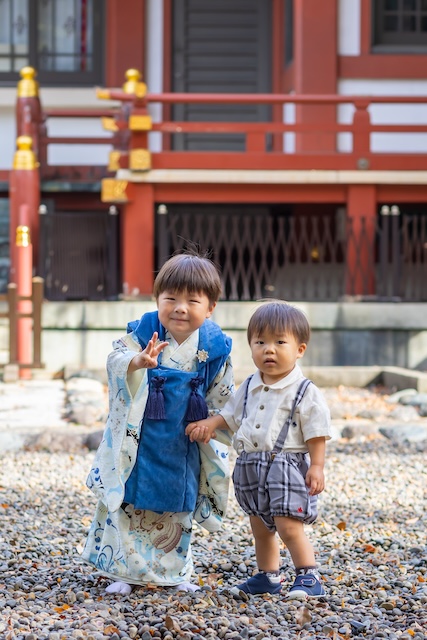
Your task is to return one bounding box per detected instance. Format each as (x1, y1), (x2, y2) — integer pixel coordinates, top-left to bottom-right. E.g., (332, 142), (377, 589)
(9, 136), (40, 283)
(121, 182), (155, 296)
(293, 0), (338, 153)
(16, 225), (33, 379)
(346, 185), (377, 296)
(16, 67), (44, 163)
(105, 0), (145, 87)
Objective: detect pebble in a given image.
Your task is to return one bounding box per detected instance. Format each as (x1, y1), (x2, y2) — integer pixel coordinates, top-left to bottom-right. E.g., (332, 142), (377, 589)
(0, 384), (426, 640)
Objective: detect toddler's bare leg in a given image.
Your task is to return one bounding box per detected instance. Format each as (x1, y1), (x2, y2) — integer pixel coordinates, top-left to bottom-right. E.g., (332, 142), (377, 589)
(249, 515), (281, 572)
(274, 516), (316, 568)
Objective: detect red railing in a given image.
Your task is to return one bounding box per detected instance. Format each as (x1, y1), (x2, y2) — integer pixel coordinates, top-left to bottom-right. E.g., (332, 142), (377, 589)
(145, 93), (427, 171)
(16, 85), (427, 179)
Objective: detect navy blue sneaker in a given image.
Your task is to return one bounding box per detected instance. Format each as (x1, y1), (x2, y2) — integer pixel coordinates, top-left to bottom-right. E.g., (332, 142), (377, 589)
(231, 572), (282, 596)
(287, 572), (325, 600)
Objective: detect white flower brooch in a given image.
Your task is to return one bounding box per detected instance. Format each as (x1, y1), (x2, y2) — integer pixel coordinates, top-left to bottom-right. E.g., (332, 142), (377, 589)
(196, 349), (209, 363)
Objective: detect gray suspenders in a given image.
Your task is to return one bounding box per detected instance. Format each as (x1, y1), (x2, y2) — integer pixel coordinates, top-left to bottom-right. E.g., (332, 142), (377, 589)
(241, 376), (312, 458)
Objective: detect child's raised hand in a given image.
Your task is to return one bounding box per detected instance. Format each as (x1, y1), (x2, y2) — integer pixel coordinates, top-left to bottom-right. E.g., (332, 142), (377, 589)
(131, 332), (168, 370)
(185, 420), (216, 444)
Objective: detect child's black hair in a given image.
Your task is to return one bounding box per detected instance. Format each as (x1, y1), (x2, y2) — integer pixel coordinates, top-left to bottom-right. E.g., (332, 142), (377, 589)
(153, 252), (222, 305)
(247, 300), (310, 345)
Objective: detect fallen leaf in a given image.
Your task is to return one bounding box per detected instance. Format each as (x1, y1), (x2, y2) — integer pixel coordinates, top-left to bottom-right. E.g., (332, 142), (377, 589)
(53, 604), (70, 612)
(104, 625), (119, 634)
(295, 606), (312, 626)
(363, 544), (376, 553)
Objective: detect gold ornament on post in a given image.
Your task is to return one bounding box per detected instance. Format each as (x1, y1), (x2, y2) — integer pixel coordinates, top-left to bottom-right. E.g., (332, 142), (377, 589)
(13, 136), (39, 170)
(16, 225), (31, 247)
(101, 178), (129, 203)
(123, 69), (147, 98)
(17, 66), (39, 98)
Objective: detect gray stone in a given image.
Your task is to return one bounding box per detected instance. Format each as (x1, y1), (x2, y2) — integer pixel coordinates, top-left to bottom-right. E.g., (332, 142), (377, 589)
(379, 424), (427, 443)
(387, 406), (420, 421)
(341, 423), (381, 439)
(85, 430), (104, 451)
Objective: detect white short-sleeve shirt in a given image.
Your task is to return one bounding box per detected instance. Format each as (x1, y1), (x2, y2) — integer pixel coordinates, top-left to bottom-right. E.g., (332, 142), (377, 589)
(220, 365), (331, 454)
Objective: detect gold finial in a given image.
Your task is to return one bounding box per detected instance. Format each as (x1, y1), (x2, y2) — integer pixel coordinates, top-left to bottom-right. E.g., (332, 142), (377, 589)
(16, 225), (31, 247)
(13, 136), (38, 170)
(96, 87), (111, 100)
(17, 66), (39, 98)
(123, 68), (147, 98)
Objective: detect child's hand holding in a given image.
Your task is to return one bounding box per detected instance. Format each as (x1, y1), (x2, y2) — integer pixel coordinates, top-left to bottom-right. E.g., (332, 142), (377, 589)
(185, 414), (228, 444)
(130, 332), (168, 371)
(186, 420), (217, 444)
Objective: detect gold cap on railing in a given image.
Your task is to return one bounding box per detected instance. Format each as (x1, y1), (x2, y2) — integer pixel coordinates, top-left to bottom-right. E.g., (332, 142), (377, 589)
(17, 66), (39, 98)
(13, 136), (39, 170)
(123, 68), (147, 98)
(16, 225), (31, 247)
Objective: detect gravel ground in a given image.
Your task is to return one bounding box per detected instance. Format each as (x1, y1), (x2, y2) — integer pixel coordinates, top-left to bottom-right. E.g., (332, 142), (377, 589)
(0, 438), (426, 640)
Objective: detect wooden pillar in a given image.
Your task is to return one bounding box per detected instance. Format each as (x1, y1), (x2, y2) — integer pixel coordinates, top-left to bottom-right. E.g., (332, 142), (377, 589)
(9, 136), (40, 283)
(121, 182), (155, 296)
(105, 0), (145, 87)
(346, 185), (377, 296)
(293, 0), (338, 152)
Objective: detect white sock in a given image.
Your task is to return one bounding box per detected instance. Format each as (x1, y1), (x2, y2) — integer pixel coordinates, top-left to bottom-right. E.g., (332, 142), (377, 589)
(173, 581), (200, 592)
(105, 581), (133, 595)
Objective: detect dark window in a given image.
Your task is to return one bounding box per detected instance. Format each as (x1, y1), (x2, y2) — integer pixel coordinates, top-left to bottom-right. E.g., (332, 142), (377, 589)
(284, 0), (294, 65)
(0, 0), (104, 86)
(373, 0), (427, 50)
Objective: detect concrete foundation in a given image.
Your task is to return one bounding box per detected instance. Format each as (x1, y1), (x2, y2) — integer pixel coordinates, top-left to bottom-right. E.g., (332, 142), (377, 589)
(0, 300), (426, 387)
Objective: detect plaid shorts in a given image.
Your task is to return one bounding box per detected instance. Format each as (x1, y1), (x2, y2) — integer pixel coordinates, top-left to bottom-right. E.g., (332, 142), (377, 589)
(232, 450), (318, 532)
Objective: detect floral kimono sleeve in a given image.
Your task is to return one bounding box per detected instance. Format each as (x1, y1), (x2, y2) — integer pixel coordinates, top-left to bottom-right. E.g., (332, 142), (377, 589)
(194, 355), (234, 532)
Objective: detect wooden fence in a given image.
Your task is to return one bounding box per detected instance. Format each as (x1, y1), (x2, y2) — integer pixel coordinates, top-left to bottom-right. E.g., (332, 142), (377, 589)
(0, 277), (43, 370)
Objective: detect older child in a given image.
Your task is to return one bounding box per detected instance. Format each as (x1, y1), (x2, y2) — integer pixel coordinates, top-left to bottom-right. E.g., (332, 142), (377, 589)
(186, 301), (331, 600)
(82, 253), (234, 594)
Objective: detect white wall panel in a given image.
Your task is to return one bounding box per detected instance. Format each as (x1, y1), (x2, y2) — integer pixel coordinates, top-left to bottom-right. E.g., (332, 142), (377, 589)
(0, 108), (16, 169)
(0, 88), (118, 169)
(338, 0), (360, 56)
(146, 0), (164, 152)
(337, 79), (427, 153)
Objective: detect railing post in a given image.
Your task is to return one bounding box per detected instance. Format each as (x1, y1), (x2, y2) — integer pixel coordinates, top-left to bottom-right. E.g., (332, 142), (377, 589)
(32, 276), (44, 368)
(156, 204), (170, 268)
(7, 283), (18, 364)
(352, 99), (371, 168)
(379, 205), (390, 297)
(99, 69), (154, 296)
(9, 136), (41, 283)
(16, 67), (43, 161)
(390, 205), (402, 298)
(16, 225), (33, 379)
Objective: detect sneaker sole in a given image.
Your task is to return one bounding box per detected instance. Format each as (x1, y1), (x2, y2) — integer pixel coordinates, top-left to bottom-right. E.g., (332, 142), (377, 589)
(286, 589), (326, 600)
(229, 586), (282, 597)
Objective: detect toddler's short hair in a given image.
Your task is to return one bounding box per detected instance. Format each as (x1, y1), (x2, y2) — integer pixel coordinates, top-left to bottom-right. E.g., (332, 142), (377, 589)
(153, 252), (222, 305)
(247, 300), (310, 345)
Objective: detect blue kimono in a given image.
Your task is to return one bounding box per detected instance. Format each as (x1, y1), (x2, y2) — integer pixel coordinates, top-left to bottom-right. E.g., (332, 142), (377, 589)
(82, 312), (233, 586)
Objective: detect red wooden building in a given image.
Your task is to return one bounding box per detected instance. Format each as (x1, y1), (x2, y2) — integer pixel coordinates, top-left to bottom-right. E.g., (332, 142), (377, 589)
(2, 0), (427, 303)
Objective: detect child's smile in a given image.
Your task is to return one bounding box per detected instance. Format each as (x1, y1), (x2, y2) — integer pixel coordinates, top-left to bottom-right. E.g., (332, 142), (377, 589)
(157, 290), (216, 344)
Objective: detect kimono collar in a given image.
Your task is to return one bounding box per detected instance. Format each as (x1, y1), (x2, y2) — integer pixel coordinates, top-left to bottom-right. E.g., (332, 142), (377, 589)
(127, 311), (231, 361)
